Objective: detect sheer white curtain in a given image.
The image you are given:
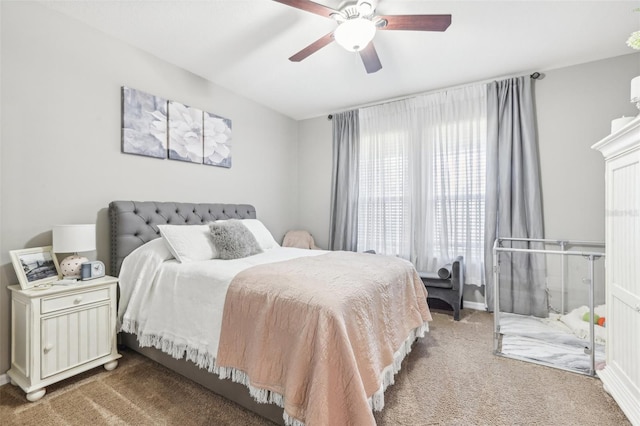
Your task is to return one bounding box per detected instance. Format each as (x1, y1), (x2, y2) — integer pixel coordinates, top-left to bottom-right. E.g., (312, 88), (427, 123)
(357, 85), (487, 285)
(358, 100), (414, 258)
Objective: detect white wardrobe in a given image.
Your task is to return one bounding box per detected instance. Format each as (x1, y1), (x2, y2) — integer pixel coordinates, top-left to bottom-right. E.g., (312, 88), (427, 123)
(592, 115), (640, 425)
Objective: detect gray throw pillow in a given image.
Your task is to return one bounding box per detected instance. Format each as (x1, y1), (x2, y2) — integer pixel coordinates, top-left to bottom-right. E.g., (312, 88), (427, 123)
(209, 220), (263, 260)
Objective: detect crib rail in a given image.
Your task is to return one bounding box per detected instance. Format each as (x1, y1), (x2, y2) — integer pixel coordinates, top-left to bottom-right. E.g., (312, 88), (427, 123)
(493, 237), (605, 376)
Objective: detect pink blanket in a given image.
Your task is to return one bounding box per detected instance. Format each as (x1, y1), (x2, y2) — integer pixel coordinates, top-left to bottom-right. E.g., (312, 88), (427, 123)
(216, 251), (431, 425)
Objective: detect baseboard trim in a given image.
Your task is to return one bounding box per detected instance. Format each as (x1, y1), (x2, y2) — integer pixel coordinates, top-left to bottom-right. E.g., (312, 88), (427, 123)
(0, 373), (9, 386)
(463, 301), (486, 311)
(598, 365), (640, 424)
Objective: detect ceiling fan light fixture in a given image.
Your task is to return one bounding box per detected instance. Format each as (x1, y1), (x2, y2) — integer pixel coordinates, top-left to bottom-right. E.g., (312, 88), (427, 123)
(357, 1), (374, 16)
(333, 18), (376, 52)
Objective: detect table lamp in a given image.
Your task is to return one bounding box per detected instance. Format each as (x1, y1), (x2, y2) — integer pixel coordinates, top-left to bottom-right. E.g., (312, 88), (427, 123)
(52, 224), (96, 279)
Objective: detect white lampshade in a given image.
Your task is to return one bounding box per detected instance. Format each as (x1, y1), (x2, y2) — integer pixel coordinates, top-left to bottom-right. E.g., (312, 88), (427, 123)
(334, 18), (376, 52)
(53, 224), (96, 253)
(631, 76), (640, 109)
(53, 224), (96, 278)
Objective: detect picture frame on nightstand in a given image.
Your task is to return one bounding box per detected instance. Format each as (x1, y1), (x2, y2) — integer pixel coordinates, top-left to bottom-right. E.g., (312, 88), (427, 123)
(10, 246), (61, 290)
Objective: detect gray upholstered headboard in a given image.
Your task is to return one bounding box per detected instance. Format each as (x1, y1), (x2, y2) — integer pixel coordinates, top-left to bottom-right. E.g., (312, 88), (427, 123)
(109, 201), (257, 276)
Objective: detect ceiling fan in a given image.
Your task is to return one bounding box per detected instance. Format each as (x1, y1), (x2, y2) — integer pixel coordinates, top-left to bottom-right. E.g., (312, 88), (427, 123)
(273, 0), (451, 74)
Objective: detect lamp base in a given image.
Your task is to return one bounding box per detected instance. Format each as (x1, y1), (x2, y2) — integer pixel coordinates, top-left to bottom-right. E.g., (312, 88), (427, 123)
(59, 254), (88, 279)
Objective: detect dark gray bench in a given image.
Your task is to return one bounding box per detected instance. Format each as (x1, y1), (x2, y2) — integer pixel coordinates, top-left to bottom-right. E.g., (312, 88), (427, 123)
(419, 256), (464, 321)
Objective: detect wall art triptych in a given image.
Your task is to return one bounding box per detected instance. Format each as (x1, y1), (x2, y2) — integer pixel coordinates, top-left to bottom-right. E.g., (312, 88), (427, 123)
(121, 86), (232, 168)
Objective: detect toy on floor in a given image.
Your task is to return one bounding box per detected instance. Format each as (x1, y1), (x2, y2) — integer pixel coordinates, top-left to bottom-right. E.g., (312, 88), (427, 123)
(582, 312), (606, 327)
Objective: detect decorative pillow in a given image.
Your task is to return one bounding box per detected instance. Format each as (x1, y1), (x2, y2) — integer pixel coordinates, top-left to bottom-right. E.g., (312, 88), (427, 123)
(127, 237), (175, 262)
(237, 219), (280, 250)
(438, 263), (453, 279)
(157, 224), (218, 263)
(214, 219), (280, 250)
(209, 220), (263, 260)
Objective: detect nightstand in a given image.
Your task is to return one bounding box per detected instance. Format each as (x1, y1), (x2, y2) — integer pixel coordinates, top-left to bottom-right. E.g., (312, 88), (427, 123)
(7, 276), (121, 402)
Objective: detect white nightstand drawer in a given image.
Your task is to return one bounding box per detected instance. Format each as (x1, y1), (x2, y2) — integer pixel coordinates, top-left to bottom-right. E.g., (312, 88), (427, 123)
(41, 288), (110, 314)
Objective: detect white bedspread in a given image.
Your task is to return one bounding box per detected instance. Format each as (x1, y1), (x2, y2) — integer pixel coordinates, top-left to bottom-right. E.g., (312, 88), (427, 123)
(118, 240), (326, 369)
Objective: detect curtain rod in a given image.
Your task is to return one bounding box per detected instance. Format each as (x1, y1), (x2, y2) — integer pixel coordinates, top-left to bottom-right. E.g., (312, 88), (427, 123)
(327, 71), (543, 120)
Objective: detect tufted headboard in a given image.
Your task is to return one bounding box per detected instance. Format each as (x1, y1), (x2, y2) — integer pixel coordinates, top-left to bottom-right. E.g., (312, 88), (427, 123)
(108, 201), (257, 276)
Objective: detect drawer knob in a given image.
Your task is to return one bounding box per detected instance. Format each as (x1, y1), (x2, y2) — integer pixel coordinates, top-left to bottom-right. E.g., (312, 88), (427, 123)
(73, 297), (83, 304)
(43, 344), (53, 354)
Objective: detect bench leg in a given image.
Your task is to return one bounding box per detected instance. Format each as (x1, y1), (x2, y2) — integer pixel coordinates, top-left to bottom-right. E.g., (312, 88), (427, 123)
(453, 296), (463, 321)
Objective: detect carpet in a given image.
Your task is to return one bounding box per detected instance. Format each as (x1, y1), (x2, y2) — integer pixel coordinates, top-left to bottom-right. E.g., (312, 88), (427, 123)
(1, 310), (630, 425)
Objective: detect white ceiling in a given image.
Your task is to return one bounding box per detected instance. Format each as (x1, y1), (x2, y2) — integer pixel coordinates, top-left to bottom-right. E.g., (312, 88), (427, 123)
(40, 0), (640, 120)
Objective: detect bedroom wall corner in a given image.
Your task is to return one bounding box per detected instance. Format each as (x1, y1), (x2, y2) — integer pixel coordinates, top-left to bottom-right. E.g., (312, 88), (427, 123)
(296, 116), (333, 250)
(0, 1), (299, 375)
(536, 52), (640, 243)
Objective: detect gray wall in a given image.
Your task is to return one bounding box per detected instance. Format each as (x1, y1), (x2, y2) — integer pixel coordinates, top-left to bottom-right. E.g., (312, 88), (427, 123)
(296, 52), (640, 306)
(0, 2), (299, 374)
(297, 117), (333, 250)
(537, 53), (639, 241)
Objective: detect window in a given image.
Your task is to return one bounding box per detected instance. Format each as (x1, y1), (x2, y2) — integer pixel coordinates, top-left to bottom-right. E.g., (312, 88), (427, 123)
(356, 86), (487, 284)
(431, 121), (486, 271)
(357, 130), (410, 257)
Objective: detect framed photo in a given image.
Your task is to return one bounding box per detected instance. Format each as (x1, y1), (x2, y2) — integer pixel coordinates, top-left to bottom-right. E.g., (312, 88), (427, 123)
(10, 246), (61, 290)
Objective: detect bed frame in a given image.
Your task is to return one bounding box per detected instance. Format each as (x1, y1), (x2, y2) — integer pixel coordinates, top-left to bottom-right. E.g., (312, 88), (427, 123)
(109, 200), (285, 424)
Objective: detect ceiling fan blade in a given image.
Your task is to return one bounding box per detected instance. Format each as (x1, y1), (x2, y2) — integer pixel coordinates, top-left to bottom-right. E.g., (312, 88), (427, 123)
(289, 32), (334, 62)
(377, 14), (451, 31)
(272, 0), (339, 18)
(359, 42), (382, 74)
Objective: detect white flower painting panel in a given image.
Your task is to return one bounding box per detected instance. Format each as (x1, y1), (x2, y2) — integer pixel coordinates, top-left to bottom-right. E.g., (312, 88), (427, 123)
(204, 112), (232, 168)
(122, 87), (167, 159)
(168, 101), (203, 164)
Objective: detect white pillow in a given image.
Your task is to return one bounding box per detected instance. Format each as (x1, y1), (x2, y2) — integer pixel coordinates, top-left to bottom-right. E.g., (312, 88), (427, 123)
(127, 237), (175, 261)
(241, 219), (280, 250)
(157, 224), (218, 263)
(559, 305), (607, 345)
(215, 219), (280, 250)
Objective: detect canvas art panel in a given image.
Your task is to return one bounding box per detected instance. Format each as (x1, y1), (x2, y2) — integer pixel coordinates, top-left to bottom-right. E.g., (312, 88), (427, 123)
(10, 246), (61, 290)
(168, 101), (203, 163)
(122, 86), (168, 159)
(204, 111), (232, 168)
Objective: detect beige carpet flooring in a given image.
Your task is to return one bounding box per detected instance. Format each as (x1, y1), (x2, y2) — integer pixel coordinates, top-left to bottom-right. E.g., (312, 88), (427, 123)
(1, 309), (630, 425)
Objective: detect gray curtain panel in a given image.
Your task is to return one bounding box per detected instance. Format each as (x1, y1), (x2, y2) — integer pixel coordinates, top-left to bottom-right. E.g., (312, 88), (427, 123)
(329, 110), (360, 251)
(484, 76), (546, 316)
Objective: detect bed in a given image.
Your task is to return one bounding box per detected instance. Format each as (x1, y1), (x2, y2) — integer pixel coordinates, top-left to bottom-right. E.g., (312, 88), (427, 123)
(110, 201), (431, 425)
